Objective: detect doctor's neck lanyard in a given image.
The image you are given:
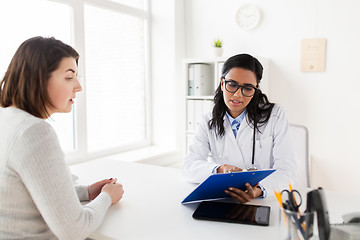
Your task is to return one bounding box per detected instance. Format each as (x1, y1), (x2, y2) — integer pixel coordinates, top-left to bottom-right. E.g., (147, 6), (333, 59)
(248, 119), (258, 171)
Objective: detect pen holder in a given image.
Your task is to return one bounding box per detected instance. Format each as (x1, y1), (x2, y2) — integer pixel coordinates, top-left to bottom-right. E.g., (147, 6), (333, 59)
(280, 208), (319, 240)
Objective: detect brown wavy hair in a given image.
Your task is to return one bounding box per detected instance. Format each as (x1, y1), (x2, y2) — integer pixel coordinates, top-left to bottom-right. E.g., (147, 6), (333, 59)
(0, 36), (79, 118)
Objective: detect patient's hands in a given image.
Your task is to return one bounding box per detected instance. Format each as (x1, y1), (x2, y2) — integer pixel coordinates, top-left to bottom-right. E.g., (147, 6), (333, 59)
(89, 178), (124, 204)
(101, 179), (124, 204)
(88, 178), (114, 200)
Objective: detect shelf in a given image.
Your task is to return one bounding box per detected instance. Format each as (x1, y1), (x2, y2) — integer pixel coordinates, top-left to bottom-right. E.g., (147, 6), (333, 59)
(184, 58), (221, 155)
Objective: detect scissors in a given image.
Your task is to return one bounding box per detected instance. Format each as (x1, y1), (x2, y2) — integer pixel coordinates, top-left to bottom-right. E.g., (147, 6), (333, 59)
(281, 189), (302, 213)
(281, 189), (306, 239)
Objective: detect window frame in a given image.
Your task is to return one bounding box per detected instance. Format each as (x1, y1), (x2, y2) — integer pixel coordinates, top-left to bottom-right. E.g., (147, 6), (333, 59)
(50, 0), (152, 163)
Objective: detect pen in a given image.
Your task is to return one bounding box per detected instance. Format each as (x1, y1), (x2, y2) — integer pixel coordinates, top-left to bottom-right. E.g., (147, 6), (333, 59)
(274, 189), (287, 225)
(274, 189), (282, 206)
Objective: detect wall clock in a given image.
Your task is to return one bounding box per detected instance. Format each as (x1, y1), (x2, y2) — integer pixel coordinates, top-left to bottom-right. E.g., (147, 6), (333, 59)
(235, 4), (261, 30)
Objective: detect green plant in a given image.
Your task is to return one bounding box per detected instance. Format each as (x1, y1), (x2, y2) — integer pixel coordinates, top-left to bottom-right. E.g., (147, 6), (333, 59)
(213, 39), (223, 48)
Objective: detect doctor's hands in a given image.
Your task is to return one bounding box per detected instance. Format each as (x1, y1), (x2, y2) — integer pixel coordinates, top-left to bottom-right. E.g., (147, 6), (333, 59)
(217, 164), (263, 203)
(217, 164), (242, 174)
(224, 183), (262, 204)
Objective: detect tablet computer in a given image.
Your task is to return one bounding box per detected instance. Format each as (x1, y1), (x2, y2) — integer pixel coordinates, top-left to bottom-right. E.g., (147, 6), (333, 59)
(182, 169), (275, 204)
(193, 201), (271, 226)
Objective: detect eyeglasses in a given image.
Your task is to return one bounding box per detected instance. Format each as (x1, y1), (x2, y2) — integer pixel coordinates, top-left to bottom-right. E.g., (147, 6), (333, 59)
(222, 78), (257, 97)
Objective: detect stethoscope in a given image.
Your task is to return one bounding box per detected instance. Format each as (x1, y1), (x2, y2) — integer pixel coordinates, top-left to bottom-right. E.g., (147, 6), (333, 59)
(247, 120), (258, 171)
(210, 118), (258, 171)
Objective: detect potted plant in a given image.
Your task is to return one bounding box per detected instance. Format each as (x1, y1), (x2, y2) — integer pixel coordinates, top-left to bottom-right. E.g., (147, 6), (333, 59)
(213, 39), (223, 57)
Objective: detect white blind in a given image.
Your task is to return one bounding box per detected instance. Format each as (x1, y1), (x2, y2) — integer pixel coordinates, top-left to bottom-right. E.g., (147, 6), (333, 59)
(0, 0), (75, 152)
(1, 0), (150, 160)
(84, 4), (147, 152)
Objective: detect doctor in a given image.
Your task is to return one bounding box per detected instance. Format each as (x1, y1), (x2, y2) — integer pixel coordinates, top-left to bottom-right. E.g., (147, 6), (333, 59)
(182, 53), (296, 203)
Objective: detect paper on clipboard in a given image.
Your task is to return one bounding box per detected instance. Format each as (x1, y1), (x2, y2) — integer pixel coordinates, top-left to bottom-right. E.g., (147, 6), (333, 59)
(181, 169), (276, 204)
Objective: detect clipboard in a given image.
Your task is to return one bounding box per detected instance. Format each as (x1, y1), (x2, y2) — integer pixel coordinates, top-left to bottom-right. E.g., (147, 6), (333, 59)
(181, 169), (276, 204)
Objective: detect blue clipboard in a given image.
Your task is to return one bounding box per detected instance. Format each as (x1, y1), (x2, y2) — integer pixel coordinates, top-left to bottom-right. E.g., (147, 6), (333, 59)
(181, 169), (276, 204)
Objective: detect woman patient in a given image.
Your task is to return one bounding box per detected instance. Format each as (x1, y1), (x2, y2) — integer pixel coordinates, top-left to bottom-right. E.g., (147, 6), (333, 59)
(0, 36), (124, 239)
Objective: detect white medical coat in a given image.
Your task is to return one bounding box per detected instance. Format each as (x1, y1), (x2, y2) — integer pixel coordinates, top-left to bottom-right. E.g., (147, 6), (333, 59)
(182, 104), (296, 193)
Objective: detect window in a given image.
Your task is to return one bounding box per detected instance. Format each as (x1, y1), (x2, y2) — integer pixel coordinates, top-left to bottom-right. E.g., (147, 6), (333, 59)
(84, 4), (147, 152)
(0, 0), (151, 161)
(108, 0), (145, 9)
(0, 0), (75, 152)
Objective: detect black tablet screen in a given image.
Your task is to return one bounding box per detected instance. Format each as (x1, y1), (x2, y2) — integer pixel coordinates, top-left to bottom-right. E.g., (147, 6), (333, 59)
(192, 201), (270, 226)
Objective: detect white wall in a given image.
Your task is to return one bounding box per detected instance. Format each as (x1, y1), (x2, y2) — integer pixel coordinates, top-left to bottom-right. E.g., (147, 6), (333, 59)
(183, 0), (360, 193)
(150, 0), (185, 158)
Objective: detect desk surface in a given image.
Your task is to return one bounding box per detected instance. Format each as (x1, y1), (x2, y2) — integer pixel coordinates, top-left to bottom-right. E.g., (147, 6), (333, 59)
(70, 158), (360, 240)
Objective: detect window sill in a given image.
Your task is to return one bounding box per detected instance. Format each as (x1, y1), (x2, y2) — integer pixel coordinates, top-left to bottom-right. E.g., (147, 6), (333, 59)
(68, 145), (183, 168)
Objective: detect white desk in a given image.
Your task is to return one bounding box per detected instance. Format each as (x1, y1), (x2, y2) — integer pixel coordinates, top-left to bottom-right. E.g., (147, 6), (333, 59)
(70, 158), (360, 240)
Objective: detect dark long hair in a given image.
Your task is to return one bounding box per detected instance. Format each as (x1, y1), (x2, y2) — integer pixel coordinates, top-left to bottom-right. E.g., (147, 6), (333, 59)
(209, 53), (274, 138)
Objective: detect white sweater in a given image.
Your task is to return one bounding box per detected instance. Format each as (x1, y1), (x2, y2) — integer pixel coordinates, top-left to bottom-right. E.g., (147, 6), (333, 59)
(0, 107), (112, 240)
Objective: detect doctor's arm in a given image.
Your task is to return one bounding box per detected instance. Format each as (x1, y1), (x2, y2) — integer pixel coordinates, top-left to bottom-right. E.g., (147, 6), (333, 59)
(260, 107), (297, 192)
